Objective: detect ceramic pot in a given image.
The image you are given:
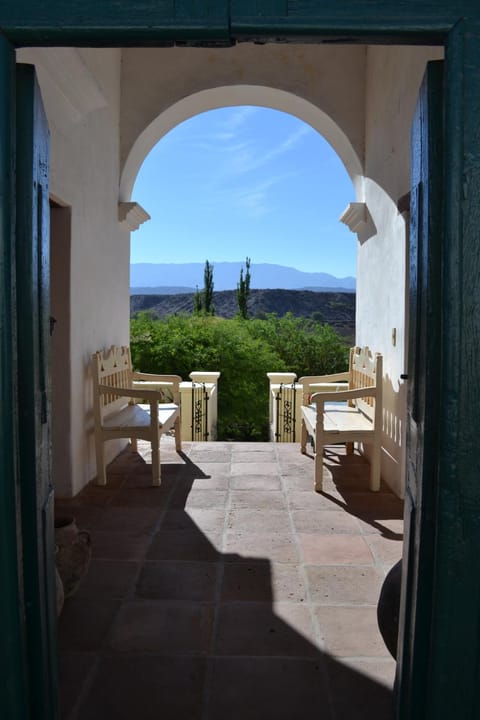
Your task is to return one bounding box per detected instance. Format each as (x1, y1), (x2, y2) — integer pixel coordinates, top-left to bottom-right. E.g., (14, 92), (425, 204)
(377, 559), (402, 658)
(54, 516), (92, 598)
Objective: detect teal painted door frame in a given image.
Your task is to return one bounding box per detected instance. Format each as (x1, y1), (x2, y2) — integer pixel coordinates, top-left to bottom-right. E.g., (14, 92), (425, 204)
(0, 40), (58, 720)
(0, 1), (477, 46)
(429, 23), (480, 716)
(16, 63), (58, 720)
(0, 34), (30, 720)
(1, 3), (480, 719)
(397, 60), (445, 720)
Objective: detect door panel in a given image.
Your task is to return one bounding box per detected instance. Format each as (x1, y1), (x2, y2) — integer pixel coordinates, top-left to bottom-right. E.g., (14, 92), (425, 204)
(0, 36), (30, 720)
(15, 63), (58, 720)
(396, 60), (444, 720)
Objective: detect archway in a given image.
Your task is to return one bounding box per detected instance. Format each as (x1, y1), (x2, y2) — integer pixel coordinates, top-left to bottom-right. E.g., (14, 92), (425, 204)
(120, 85), (364, 203)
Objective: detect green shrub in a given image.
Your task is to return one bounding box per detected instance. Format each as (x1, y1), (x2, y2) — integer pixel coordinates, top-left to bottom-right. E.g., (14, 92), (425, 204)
(247, 313), (349, 377)
(130, 312), (348, 441)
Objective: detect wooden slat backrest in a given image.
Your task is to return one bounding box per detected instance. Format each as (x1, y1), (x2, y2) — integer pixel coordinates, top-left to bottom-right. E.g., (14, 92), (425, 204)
(349, 346), (382, 422)
(92, 345), (133, 421)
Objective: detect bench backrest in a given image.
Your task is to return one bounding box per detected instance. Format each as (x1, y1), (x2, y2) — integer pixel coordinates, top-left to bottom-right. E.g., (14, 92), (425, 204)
(92, 345), (134, 422)
(349, 346), (382, 423)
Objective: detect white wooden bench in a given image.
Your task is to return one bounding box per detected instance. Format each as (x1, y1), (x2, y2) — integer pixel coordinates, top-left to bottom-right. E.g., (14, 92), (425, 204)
(299, 346), (383, 492)
(92, 345), (182, 486)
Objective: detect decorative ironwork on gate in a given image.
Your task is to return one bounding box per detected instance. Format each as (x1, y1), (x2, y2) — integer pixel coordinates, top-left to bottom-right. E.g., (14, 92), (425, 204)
(191, 382), (209, 441)
(274, 382), (298, 442)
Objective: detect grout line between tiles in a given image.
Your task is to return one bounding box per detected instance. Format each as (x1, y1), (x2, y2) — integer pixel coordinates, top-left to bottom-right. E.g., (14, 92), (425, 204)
(200, 446), (233, 720)
(280, 446), (337, 720)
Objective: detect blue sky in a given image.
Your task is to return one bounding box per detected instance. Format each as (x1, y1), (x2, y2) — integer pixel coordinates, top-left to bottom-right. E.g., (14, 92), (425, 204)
(131, 106), (357, 278)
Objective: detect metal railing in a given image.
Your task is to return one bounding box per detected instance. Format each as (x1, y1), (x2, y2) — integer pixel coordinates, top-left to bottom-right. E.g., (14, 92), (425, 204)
(191, 382), (209, 441)
(273, 382), (298, 442)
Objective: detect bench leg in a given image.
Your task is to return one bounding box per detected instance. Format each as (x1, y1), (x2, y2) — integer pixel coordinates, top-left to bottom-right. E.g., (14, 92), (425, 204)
(95, 438), (107, 486)
(346, 441), (354, 455)
(315, 423), (325, 492)
(174, 416), (182, 452)
(300, 418), (308, 454)
(151, 434), (161, 487)
(370, 441), (381, 492)
(315, 438), (323, 492)
(131, 437), (138, 452)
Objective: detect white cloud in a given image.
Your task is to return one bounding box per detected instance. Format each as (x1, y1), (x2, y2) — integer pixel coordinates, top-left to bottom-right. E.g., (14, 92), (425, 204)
(223, 124), (312, 177)
(166, 108), (311, 217)
(224, 106), (259, 130)
(230, 174), (294, 217)
(195, 169), (297, 220)
(186, 107), (259, 149)
(181, 110), (312, 183)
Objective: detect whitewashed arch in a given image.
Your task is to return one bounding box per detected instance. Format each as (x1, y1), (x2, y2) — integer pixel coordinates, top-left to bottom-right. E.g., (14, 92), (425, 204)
(119, 85), (364, 202)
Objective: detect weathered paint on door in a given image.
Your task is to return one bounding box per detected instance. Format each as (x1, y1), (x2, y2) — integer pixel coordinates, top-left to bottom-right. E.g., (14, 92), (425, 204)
(0, 34), (30, 720)
(396, 59), (444, 720)
(15, 63), (58, 720)
(427, 22), (480, 716)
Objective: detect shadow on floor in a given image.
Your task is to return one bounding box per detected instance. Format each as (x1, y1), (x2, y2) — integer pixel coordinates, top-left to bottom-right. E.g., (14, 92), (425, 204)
(302, 445), (404, 539)
(56, 443), (398, 720)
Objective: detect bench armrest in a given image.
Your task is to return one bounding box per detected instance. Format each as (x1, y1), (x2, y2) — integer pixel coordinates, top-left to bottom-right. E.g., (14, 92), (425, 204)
(131, 374), (181, 403)
(97, 384), (168, 401)
(298, 372), (349, 385)
(310, 386), (377, 405)
(132, 372), (182, 387)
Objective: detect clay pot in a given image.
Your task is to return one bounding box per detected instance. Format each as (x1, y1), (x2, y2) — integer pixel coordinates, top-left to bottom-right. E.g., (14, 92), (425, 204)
(377, 559), (402, 658)
(54, 516), (92, 599)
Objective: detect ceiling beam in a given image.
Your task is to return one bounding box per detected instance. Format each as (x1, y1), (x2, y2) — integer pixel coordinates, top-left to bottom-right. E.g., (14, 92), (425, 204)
(1, 1), (477, 47)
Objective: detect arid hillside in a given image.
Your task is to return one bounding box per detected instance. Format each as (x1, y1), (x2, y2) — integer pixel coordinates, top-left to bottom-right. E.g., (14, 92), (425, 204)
(131, 289), (355, 339)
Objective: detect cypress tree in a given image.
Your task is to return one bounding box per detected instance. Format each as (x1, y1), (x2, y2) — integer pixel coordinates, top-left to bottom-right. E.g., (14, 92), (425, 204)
(193, 285), (203, 314)
(203, 259), (214, 315)
(237, 256), (251, 319)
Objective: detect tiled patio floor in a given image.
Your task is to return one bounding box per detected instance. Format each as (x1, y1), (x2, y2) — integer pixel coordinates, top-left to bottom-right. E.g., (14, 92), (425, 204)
(55, 439), (403, 720)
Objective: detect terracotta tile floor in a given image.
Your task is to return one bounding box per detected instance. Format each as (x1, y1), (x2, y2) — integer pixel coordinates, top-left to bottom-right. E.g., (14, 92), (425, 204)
(56, 439), (403, 720)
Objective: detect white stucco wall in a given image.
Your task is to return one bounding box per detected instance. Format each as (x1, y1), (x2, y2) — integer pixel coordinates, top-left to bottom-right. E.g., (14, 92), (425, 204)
(358, 45), (443, 496)
(17, 48), (127, 497)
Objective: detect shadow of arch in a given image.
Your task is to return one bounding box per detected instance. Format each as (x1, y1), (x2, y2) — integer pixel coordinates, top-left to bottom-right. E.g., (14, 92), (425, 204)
(119, 84), (364, 202)
(57, 447), (396, 720)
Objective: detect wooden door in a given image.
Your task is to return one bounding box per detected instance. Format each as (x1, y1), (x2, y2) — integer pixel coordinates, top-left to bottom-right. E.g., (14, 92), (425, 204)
(0, 36), (31, 720)
(396, 60), (444, 720)
(15, 63), (59, 720)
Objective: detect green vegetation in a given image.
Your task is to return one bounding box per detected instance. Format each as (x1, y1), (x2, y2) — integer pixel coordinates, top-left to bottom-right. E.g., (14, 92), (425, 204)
(193, 285), (202, 314)
(203, 259), (215, 315)
(236, 256), (251, 319)
(193, 259), (215, 315)
(130, 312), (348, 441)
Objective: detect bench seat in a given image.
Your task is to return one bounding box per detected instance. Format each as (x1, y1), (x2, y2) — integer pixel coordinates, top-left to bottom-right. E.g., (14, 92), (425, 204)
(102, 403), (179, 431)
(300, 347), (382, 493)
(302, 403), (378, 439)
(92, 346), (182, 486)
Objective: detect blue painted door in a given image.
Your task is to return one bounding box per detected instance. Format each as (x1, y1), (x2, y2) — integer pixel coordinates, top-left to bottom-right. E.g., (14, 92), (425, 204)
(0, 36), (30, 720)
(15, 63), (59, 720)
(396, 60), (444, 720)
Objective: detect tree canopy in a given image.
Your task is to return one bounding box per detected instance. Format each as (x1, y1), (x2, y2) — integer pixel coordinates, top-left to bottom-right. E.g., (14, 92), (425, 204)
(131, 312), (348, 440)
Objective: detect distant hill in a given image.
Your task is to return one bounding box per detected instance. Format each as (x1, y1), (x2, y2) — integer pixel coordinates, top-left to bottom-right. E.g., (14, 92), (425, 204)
(131, 284), (355, 295)
(131, 286), (195, 295)
(131, 288), (356, 339)
(130, 262), (356, 292)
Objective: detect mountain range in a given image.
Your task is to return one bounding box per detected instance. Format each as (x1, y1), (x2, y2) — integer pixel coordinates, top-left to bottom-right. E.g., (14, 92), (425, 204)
(130, 262), (356, 293)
